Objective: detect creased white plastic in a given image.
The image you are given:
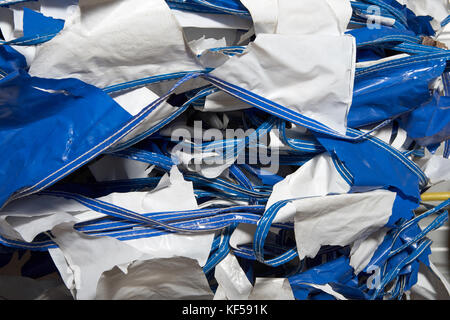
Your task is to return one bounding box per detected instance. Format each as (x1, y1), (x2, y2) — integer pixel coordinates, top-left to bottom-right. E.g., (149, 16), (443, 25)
(406, 0), (449, 29)
(275, 0), (351, 35)
(120, 166), (214, 267)
(248, 277), (295, 300)
(50, 223), (144, 300)
(87, 165), (198, 214)
(109, 77), (182, 148)
(210, 33), (355, 134)
(96, 191), (149, 214)
(125, 233), (215, 268)
(325, 0), (353, 34)
(172, 9), (252, 30)
(420, 154), (450, 185)
(266, 126), (315, 151)
(29, 0), (202, 89)
(95, 257), (214, 300)
(268, 129), (286, 149)
(266, 153), (351, 223)
(183, 27), (241, 49)
(188, 36), (227, 56)
(0, 166), (201, 248)
(49, 225), (213, 299)
(239, 0), (278, 35)
(214, 252), (253, 300)
(409, 262), (450, 300)
(112, 87), (159, 117)
(141, 166), (199, 212)
(391, 128), (409, 150)
(293, 190), (396, 259)
(36, 166), (213, 299)
(48, 247), (77, 295)
(437, 23), (450, 48)
(171, 141), (238, 179)
(198, 49), (231, 69)
(0, 194), (100, 242)
(350, 227), (389, 275)
(213, 283), (228, 300)
(230, 223), (256, 249)
(0, 212), (75, 242)
(203, 90), (253, 112)
(39, 0), (78, 20)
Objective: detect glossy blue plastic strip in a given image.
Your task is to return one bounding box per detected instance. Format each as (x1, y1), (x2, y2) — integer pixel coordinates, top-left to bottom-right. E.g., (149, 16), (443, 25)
(253, 199), (299, 267)
(371, 238), (432, 299)
(347, 26), (419, 47)
(444, 140), (450, 159)
(442, 15), (450, 27)
(401, 92), (450, 146)
(315, 128), (427, 202)
(0, 69), (132, 209)
(5, 72), (201, 207)
(203, 224), (237, 274)
(350, 54), (448, 128)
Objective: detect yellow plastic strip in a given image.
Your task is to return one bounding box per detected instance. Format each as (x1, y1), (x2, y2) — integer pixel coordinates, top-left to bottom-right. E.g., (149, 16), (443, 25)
(421, 192), (450, 202)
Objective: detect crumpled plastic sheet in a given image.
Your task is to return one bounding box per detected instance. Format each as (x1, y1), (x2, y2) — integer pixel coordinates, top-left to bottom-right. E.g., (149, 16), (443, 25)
(0, 0), (449, 301)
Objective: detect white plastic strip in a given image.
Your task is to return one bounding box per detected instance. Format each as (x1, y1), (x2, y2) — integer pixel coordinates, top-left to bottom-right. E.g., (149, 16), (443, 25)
(239, 0), (278, 35)
(267, 153), (351, 223)
(350, 227), (389, 275)
(248, 277), (295, 300)
(293, 190), (396, 259)
(210, 33), (355, 134)
(29, 0), (202, 88)
(214, 252), (253, 300)
(95, 257), (214, 300)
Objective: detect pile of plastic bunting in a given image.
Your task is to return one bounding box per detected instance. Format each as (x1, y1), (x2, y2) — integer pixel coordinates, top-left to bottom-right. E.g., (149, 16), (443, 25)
(0, 0), (449, 300)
